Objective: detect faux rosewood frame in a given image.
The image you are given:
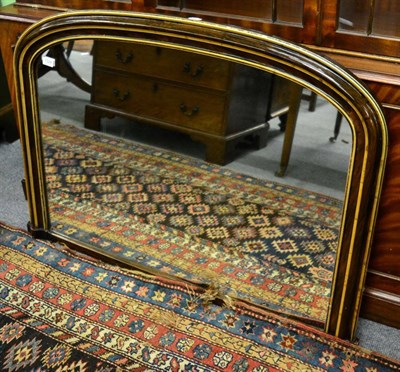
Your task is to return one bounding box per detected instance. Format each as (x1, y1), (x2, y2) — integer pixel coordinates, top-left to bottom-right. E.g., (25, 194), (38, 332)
(13, 11), (388, 340)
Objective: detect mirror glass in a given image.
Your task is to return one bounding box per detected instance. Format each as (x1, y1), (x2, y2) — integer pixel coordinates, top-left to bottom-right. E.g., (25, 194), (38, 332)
(37, 39), (351, 328)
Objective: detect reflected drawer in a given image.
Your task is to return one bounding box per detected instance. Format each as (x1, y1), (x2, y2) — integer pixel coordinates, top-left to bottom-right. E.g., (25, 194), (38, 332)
(94, 41), (232, 91)
(92, 70), (227, 134)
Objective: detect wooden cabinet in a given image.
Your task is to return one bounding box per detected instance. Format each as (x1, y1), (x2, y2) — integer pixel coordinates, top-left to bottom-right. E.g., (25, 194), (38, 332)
(86, 41), (271, 165)
(140, 0), (316, 44)
(141, 0), (400, 57)
(320, 0), (400, 58)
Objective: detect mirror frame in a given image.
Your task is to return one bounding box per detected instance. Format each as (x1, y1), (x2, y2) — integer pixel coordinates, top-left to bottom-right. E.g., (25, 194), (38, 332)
(14, 10), (388, 340)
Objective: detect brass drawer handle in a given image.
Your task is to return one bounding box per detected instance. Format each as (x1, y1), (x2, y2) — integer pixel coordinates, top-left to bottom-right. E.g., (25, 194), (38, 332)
(183, 62), (204, 77)
(112, 88), (130, 101)
(115, 49), (134, 64)
(180, 103), (199, 117)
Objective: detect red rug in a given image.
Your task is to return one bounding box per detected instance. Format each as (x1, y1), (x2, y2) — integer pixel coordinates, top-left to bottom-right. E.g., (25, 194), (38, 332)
(42, 122), (343, 326)
(0, 222), (399, 371)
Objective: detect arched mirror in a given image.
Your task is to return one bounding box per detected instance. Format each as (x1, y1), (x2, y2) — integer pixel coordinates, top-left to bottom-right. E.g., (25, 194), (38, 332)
(14, 11), (387, 340)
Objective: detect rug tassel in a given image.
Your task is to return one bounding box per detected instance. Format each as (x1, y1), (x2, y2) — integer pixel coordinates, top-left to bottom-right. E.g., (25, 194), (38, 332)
(199, 281), (237, 310)
(155, 309), (180, 329)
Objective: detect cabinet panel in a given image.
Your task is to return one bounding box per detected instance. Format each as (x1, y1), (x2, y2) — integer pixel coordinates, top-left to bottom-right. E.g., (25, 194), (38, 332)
(372, 0), (400, 38)
(144, 0), (315, 43)
(161, 0), (400, 58)
(276, 0), (303, 25)
(321, 0), (400, 57)
(178, 0), (273, 20)
(338, 0), (400, 38)
(155, 0), (179, 7)
(338, 0), (370, 34)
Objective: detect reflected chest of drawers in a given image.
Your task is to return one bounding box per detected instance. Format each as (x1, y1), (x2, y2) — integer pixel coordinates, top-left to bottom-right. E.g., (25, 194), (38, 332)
(85, 40), (271, 165)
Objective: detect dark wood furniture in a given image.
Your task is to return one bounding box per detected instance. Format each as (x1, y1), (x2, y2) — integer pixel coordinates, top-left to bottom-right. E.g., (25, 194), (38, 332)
(38, 43), (91, 94)
(1, 0), (400, 329)
(86, 41), (272, 165)
(0, 50), (18, 142)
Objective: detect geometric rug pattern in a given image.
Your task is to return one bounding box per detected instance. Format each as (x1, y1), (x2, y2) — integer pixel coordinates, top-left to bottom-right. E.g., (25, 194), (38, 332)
(0, 222), (399, 371)
(42, 122), (343, 325)
(45, 137), (338, 277)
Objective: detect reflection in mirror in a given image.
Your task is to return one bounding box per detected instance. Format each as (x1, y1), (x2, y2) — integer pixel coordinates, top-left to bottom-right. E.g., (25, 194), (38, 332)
(38, 39), (351, 329)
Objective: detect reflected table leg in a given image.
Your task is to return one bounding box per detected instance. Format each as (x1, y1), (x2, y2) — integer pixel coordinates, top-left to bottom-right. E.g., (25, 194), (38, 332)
(275, 84), (303, 177)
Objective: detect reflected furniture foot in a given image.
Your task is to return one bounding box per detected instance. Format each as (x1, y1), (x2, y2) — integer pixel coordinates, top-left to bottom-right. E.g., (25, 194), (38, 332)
(275, 165), (288, 178)
(278, 113), (288, 132)
(265, 75), (296, 133)
(194, 123), (269, 165)
(329, 112), (343, 142)
(85, 104), (104, 131)
(302, 90), (317, 112)
(277, 95), (346, 177)
(85, 103), (269, 166)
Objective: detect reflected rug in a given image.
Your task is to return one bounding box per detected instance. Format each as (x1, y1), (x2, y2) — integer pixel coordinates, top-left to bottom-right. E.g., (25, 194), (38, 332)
(0, 222), (399, 371)
(42, 122), (343, 325)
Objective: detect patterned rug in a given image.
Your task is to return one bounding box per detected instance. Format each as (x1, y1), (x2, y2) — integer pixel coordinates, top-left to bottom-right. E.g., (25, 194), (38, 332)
(0, 222), (399, 371)
(42, 122), (343, 326)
